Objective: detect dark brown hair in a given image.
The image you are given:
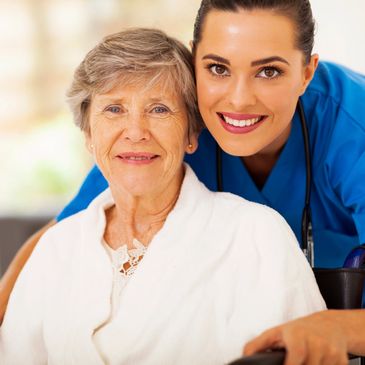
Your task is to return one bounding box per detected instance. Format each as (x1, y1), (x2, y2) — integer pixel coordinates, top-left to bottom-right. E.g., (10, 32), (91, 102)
(193, 0), (315, 64)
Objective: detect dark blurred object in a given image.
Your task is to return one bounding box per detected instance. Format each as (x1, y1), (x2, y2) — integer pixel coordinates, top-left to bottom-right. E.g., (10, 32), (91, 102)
(228, 350), (285, 365)
(313, 268), (365, 309)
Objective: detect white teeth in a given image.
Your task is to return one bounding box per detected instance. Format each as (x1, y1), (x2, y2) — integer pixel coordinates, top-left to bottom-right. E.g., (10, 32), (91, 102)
(125, 156), (151, 160)
(223, 116), (261, 127)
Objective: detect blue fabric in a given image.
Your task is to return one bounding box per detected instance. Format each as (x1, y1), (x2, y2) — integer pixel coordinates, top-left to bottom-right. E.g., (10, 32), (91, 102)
(57, 166), (108, 221)
(57, 61), (365, 269)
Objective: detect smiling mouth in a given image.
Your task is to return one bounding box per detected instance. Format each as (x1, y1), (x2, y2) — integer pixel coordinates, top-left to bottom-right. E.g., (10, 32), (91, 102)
(117, 152), (159, 163)
(120, 156), (157, 161)
(218, 112), (266, 127)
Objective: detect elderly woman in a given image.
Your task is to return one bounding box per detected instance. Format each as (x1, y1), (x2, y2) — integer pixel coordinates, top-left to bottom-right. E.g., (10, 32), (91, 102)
(0, 28), (325, 364)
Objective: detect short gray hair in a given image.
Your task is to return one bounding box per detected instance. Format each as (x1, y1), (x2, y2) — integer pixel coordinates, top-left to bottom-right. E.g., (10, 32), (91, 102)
(67, 28), (203, 134)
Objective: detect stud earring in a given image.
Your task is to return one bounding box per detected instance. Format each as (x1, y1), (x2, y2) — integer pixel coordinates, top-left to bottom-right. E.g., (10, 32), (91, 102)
(188, 144), (193, 149)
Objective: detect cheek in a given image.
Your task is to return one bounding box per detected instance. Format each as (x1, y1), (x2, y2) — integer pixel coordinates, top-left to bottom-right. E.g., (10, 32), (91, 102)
(90, 119), (118, 147)
(196, 69), (221, 108)
(198, 82), (224, 106)
(155, 123), (188, 155)
(260, 78), (304, 117)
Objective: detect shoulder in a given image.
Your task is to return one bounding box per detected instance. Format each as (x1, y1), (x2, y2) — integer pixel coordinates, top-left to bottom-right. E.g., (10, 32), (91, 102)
(304, 61), (365, 128)
(307, 61), (365, 97)
(211, 188), (283, 220)
(35, 209), (87, 263)
(210, 191), (311, 287)
(300, 62), (365, 169)
(36, 188), (112, 261)
(212, 190), (298, 250)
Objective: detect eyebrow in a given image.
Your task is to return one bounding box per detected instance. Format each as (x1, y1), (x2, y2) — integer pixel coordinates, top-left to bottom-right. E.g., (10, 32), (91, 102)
(95, 96), (123, 103)
(202, 54), (230, 65)
(94, 96), (175, 106)
(251, 56), (290, 66)
(201, 54), (290, 67)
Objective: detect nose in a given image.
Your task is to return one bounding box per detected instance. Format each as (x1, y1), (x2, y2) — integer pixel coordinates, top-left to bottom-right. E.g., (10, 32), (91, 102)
(228, 76), (257, 109)
(122, 113), (150, 143)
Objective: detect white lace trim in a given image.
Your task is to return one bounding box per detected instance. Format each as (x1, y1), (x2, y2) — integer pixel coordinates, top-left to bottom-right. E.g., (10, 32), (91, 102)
(103, 238), (147, 278)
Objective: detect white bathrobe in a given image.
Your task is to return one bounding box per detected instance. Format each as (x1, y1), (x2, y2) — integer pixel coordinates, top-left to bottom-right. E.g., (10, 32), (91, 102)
(0, 165), (326, 365)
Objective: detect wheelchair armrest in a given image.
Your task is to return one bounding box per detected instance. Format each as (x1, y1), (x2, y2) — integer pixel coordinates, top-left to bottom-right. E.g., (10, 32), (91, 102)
(228, 350), (286, 365)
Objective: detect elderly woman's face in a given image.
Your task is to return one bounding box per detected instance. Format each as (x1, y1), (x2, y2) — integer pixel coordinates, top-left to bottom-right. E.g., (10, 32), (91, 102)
(85, 80), (195, 198)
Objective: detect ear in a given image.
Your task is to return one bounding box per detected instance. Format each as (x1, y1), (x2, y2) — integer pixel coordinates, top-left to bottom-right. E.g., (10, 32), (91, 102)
(84, 132), (93, 154)
(185, 132), (199, 154)
(300, 54), (319, 95)
(189, 40), (194, 51)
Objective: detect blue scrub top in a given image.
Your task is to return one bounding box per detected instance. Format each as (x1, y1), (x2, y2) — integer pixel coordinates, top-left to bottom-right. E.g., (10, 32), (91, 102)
(57, 61), (365, 268)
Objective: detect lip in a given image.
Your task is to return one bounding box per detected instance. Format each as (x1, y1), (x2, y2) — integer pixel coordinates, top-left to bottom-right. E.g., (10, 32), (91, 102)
(220, 112), (263, 120)
(116, 152), (159, 165)
(218, 112), (267, 134)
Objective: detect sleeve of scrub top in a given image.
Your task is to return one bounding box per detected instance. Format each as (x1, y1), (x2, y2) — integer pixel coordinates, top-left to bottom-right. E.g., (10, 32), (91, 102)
(56, 165), (108, 222)
(325, 109), (365, 244)
(0, 235), (50, 364)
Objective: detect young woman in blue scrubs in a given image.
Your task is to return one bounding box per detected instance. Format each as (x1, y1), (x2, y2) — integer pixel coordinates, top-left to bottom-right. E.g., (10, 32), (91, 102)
(1, 0), (365, 362)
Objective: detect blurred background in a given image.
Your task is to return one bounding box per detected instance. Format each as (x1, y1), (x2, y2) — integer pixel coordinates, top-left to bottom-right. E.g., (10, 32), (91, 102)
(0, 0), (365, 218)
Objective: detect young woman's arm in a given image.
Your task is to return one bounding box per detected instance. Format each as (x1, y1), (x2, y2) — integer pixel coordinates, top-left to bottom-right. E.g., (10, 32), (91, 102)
(243, 309), (365, 364)
(0, 219), (56, 324)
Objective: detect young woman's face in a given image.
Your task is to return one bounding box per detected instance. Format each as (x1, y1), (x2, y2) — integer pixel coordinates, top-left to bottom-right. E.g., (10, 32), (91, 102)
(195, 9), (318, 156)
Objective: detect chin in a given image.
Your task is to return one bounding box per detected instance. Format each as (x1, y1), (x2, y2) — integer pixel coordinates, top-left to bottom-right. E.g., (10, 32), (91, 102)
(217, 139), (261, 157)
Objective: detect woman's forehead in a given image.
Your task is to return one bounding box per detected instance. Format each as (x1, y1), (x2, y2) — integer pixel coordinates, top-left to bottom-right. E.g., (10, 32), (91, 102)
(93, 75), (182, 105)
(199, 9), (296, 51)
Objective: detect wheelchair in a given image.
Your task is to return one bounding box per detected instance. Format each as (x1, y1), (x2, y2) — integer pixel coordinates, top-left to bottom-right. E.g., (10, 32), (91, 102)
(228, 266), (365, 365)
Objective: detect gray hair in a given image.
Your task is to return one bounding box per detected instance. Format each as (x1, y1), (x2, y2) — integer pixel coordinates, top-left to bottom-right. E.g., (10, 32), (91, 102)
(67, 28), (203, 134)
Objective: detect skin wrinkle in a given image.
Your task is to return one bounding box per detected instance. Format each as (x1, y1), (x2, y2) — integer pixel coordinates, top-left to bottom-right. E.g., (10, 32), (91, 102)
(85, 79), (197, 250)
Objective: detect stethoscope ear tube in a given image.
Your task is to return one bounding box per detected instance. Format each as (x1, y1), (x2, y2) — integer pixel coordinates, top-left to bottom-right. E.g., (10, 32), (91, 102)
(216, 142), (223, 192)
(301, 205), (314, 267)
(297, 99), (314, 267)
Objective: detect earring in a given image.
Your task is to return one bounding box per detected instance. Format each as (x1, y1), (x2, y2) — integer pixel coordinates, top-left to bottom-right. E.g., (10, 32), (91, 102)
(188, 144), (193, 149)
(90, 144), (94, 149)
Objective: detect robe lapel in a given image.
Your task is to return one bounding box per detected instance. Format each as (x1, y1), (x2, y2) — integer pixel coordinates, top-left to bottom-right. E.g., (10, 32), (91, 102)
(65, 191), (116, 365)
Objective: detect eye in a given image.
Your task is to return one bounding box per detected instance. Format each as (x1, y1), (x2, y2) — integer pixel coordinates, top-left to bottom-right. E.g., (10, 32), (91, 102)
(256, 66), (282, 79)
(151, 105), (170, 114)
(207, 63), (230, 77)
(104, 105), (122, 113)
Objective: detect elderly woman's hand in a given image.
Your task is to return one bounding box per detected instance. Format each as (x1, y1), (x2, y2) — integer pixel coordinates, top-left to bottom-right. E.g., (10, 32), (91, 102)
(243, 309), (365, 365)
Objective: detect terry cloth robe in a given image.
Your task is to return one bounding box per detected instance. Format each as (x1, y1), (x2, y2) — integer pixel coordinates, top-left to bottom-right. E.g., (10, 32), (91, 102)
(0, 165), (326, 365)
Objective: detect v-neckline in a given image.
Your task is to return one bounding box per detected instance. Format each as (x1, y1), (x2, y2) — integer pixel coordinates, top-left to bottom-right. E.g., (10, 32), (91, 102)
(220, 111), (304, 206)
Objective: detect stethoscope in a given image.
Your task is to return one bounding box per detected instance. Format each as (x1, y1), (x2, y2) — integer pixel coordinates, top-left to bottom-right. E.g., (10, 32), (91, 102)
(215, 98), (315, 267)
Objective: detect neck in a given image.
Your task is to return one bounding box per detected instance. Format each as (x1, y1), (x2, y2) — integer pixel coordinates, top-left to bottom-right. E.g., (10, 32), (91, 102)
(104, 168), (184, 249)
(242, 122), (292, 190)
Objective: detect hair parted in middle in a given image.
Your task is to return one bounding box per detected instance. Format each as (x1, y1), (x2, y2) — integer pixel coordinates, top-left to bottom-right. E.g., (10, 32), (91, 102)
(193, 0), (315, 64)
(67, 28), (203, 134)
